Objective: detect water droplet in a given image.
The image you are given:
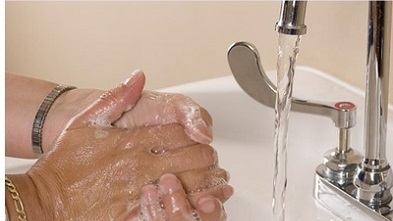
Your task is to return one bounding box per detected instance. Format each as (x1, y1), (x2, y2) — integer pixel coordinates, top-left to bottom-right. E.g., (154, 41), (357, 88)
(208, 165), (217, 170)
(160, 201), (165, 209)
(150, 147), (166, 155)
(192, 210), (201, 221)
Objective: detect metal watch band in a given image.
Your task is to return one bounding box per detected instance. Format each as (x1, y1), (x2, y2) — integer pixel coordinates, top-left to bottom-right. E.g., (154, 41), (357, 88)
(32, 84), (77, 157)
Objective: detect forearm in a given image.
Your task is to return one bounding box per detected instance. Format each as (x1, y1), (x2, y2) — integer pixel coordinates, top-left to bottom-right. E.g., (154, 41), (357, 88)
(5, 73), (57, 158)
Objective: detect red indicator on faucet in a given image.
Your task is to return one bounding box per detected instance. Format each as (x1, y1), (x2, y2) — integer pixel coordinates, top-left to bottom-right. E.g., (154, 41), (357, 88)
(335, 101), (356, 111)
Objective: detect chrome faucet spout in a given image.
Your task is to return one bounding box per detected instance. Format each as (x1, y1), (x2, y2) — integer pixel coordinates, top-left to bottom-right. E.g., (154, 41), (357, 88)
(275, 0), (307, 35)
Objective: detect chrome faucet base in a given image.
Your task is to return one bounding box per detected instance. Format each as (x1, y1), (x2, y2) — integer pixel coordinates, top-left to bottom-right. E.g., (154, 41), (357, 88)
(314, 165), (393, 221)
(321, 148), (362, 186)
(355, 162), (393, 208)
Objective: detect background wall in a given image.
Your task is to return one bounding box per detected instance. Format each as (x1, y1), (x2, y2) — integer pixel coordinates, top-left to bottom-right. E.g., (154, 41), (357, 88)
(5, 1), (393, 103)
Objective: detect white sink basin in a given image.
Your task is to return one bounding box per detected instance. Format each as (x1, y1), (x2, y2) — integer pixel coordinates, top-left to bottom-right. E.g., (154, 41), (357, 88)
(6, 66), (393, 221)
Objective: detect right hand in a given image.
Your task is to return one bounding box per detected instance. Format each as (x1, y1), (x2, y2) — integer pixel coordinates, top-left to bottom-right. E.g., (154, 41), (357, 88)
(126, 173), (228, 221)
(23, 80), (232, 220)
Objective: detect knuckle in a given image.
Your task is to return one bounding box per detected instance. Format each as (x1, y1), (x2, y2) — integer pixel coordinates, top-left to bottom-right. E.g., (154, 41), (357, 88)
(198, 144), (217, 165)
(212, 168), (230, 182)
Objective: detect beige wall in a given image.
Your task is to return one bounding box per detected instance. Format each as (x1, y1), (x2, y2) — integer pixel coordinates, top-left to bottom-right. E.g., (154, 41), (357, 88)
(5, 1), (393, 104)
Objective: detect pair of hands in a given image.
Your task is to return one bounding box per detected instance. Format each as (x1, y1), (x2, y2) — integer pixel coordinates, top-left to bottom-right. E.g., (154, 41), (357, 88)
(25, 70), (232, 220)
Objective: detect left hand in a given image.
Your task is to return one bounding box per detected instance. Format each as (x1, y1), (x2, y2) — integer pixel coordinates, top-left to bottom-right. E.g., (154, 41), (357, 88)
(113, 90), (212, 144)
(44, 70), (212, 153)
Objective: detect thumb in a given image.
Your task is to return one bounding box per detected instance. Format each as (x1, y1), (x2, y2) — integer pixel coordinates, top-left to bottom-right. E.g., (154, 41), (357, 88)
(67, 70), (146, 129)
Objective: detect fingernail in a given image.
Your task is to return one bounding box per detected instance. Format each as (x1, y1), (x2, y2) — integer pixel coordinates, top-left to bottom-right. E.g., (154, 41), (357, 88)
(159, 173), (181, 195)
(126, 212), (140, 221)
(187, 123), (213, 144)
(123, 70), (143, 86)
(198, 197), (216, 214)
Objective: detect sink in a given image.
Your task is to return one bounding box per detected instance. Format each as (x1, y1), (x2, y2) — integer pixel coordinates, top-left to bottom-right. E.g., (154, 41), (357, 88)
(6, 66), (393, 221)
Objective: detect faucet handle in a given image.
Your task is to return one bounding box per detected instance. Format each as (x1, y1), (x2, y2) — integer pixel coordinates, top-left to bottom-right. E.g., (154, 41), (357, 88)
(227, 41), (356, 129)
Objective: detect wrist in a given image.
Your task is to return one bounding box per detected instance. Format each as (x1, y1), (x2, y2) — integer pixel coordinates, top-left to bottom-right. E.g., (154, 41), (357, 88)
(32, 85), (77, 156)
(5, 174), (54, 221)
(41, 88), (102, 153)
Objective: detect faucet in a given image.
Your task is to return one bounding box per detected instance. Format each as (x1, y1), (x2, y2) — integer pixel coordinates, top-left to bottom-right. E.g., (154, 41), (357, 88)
(356, 1), (392, 208)
(227, 1), (392, 220)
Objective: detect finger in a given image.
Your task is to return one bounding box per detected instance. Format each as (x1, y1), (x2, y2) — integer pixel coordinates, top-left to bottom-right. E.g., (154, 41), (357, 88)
(67, 70), (145, 129)
(175, 168), (233, 206)
(124, 184), (166, 221)
(127, 195), (229, 221)
(188, 184), (234, 208)
(159, 174), (227, 221)
(139, 184), (167, 221)
(177, 105), (213, 145)
(195, 196), (227, 221)
(157, 144), (218, 174)
(113, 91), (213, 144)
(176, 167), (230, 192)
(140, 123), (196, 152)
(158, 173), (194, 220)
(168, 94), (213, 144)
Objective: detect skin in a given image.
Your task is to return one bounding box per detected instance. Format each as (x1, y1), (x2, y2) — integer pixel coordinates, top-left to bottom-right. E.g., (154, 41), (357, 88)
(6, 70), (212, 158)
(5, 124), (231, 220)
(126, 173), (228, 221)
(5, 70), (233, 220)
(17, 124), (230, 220)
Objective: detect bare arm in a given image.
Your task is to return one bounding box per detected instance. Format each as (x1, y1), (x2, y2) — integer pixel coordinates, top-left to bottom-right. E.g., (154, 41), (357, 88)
(5, 83), (230, 220)
(5, 71), (212, 159)
(5, 73), (58, 158)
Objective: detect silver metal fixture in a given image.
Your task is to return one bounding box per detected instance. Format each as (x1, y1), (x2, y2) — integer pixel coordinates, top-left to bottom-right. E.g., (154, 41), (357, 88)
(227, 42), (357, 130)
(227, 0), (392, 220)
(354, 0), (393, 209)
(275, 0), (307, 35)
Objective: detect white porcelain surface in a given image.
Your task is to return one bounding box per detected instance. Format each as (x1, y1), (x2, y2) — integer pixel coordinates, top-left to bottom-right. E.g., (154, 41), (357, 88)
(6, 67), (393, 221)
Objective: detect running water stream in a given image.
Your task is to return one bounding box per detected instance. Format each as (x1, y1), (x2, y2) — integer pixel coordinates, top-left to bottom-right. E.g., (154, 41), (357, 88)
(272, 33), (302, 221)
